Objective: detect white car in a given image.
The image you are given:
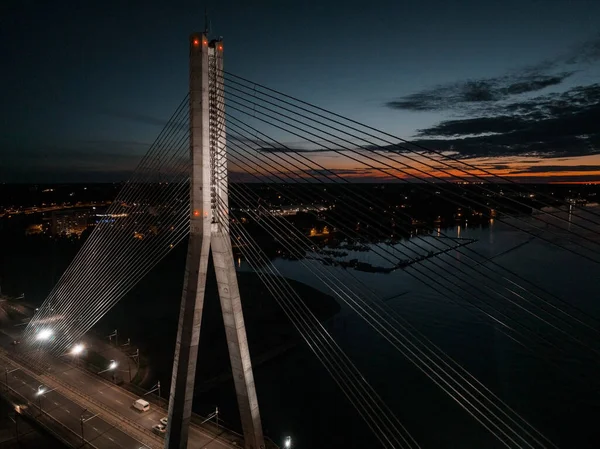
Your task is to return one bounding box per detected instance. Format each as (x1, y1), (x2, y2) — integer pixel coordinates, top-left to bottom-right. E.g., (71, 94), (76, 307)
(160, 417), (168, 426)
(153, 424), (166, 435)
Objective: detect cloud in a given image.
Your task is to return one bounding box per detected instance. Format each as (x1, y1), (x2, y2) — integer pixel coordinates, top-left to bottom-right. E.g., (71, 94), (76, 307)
(305, 168), (375, 177)
(408, 84), (600, 158)
(386, 33), (600, 113)
(509, 165), (600, 174)
(94, 108), (169, 128)
(254, 146), (332, 154)
(226, 83), (600, 161)
(386, 72), (574, 112)
(565, 32), (600, 65)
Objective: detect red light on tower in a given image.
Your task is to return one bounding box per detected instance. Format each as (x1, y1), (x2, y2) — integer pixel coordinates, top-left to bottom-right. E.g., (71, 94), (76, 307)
(193, 38), (199, 47)
(203, 39), (208, 46)
(218, 44), (223, 51)
(193, 210), (200, 217)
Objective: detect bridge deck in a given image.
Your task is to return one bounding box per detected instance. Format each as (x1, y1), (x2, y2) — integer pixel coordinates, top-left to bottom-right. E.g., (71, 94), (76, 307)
(0, 334), (246, 449)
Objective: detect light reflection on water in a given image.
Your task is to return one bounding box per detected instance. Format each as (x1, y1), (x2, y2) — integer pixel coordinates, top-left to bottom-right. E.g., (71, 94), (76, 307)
(239, 209), (600, 448)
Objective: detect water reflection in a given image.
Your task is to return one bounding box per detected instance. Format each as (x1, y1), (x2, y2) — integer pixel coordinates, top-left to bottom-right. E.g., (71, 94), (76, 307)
(238, 212), (599, 448)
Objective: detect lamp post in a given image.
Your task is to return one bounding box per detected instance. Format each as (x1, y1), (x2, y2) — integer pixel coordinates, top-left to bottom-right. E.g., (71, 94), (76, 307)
(129, 348), (140, 368)
(80, 409), (99, 443)
(71, 343), (84, 356)
(5, 368), (18, 392)
(98, 360), (118, 374)
(143, 381), (162, 405)
(36, 385), (56, 415)
(68, 343), (85, 366)
(99, 360), (118, 382)
(127, 349), (140, 384)
(126, 357), (131, 382)
(36, 328), (53, 341)
(107, 329), (118, 347)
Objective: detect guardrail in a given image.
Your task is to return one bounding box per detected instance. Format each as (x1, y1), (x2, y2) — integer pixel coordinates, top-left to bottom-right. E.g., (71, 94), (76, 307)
(0, 379), (100, 449)
(45, 370), (162, 448)
(59, 354), (248, 447)
(0, 349), (160, 449)
(2, 347), (279, 449)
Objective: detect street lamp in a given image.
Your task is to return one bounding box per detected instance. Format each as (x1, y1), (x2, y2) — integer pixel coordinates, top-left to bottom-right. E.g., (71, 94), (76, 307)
(98, 360), (117, 374)
(98, 360), (118, 382)
(143, 381), (162, 404)
(68, 343), (85, 367)
(80, 409), (99, 443)
(4, 368), (18, 391)
(36, 328), (53, 341)
(71, 343), (85, 355)
(284, 436), (292, 448)
(36, 385), (47, 414)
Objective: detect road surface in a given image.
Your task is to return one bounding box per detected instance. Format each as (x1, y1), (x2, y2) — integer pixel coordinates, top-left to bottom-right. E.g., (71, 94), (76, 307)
(0, 332), (239, 449)
(0, 357), (148, 449)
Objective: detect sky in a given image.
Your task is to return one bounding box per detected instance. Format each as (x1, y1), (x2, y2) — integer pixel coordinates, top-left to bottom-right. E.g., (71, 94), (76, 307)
(1, 0), (599, 183)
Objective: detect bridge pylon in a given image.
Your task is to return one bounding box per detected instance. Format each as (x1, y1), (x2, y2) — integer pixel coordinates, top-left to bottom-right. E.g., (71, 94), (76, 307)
(164, 32), (265, 449)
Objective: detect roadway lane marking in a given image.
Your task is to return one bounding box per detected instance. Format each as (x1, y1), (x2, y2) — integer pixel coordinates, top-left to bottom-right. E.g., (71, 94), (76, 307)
(115, 399), (123, 405)
(92, 427), (99, 432)
(65, 409), (70, 414)
(107, 437), (114, 442)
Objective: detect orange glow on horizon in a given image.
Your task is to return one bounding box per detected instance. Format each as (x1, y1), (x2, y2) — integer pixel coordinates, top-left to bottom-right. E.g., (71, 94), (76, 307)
(228, 152), (600, 183)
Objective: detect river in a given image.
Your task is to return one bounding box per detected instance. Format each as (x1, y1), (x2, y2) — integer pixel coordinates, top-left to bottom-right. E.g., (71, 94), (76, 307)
(232, 208), (600, 448)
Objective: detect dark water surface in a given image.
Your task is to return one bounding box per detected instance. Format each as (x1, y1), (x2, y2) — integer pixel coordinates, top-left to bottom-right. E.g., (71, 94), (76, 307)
(3, 209), (600, 448)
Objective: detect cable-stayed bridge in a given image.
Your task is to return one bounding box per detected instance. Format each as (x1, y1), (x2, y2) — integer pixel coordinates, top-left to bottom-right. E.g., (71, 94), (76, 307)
(1, 30), (599, 449)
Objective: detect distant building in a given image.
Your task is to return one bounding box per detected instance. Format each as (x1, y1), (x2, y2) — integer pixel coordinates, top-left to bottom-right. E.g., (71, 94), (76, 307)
(25, 224), (44, 236)
(51, 209), (92, 237)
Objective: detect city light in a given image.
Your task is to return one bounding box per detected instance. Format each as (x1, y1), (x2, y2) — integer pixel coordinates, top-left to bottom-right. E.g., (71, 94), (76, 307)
(36, 385), (46, 396)
(71, 343), (84, 355)
(36, 329), (53, 341)
(284, 436), (292, 448)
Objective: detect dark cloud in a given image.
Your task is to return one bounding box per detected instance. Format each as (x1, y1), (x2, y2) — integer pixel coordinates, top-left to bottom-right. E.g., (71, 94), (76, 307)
(255, 146), (330, 154)
(226, 84), (600, 161)
(94, 108), (169, 128)
(510, 165), (600, 174)
(386, 73), (573, 112)
(566, 32), (600, 65)
(386, 33), (600, 113)
(417, 116), (524, 137)
(305, 168), (375, 177)
(505, 75), (571, 95)
(409, 84), (600, 158)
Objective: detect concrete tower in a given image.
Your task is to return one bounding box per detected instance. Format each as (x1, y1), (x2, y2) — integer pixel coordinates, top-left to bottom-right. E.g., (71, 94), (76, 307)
(164, 32), (265, 449)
